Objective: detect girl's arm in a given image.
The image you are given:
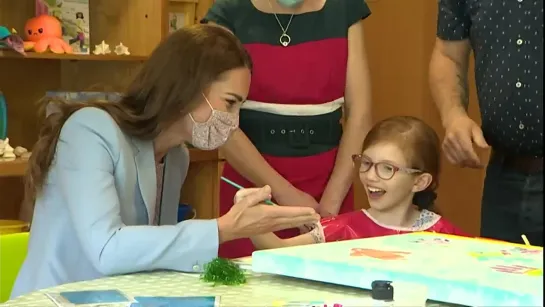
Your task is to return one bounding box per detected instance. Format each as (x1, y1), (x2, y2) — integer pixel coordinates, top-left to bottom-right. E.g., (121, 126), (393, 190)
(320, 19), (372, 216)
(253, 211), (366, 249)
(251, 232), (315, 250)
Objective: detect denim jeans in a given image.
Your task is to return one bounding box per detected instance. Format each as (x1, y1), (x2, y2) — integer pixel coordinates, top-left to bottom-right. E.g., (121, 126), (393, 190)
(480, 154), (543, 246)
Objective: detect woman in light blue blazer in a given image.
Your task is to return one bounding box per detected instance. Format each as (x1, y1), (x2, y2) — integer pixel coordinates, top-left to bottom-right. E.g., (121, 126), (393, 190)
(11, 25), (319, 298)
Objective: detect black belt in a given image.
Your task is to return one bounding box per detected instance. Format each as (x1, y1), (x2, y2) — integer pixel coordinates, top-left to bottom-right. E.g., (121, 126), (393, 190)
(491, 150), (543, 173)
(239, 108), (343, 157)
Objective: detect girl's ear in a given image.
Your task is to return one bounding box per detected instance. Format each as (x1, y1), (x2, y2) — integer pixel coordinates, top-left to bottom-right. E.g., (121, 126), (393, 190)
(412, 173), (433, 193)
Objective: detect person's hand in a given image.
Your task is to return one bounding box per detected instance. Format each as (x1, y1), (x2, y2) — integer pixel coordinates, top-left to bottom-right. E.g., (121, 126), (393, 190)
(274, 186), (321, 233)
(442, 114), (489, 168)
(273, 186), (320, 210)
(217, 185), (320, 242)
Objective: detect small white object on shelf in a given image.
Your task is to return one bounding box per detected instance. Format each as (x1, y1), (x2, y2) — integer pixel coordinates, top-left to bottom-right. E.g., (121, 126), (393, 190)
(92, 40), (111, 55)
(0, 138), (31, 160)
(14, 146), (28, 157)
(1, 138), (16, 160)
(20, 152), (32, 160)
(114, 42), (130, 56)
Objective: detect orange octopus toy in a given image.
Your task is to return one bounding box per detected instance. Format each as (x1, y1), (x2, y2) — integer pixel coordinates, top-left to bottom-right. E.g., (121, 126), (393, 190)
(23, 15), (72, 54)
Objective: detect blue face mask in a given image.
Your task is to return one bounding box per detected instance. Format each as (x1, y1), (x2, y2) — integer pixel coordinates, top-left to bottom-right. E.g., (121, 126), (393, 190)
(277, 0), (304, 8)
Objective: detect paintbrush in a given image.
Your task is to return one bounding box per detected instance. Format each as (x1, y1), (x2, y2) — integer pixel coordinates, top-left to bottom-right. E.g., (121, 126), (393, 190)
(521, 234), (531, 246)
(220, 176), (277, 206)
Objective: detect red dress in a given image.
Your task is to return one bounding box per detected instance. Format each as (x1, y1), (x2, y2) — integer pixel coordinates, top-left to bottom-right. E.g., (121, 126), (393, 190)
(203, 0), (371, 258)
(309, 209), (467, 243)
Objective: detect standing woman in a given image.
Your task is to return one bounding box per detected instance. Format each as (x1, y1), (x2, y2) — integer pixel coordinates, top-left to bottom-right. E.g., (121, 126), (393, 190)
(203, 0), (373, 258)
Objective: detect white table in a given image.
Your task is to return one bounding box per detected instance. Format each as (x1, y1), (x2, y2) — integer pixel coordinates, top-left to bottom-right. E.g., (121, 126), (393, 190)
(5, 270), (455, 306)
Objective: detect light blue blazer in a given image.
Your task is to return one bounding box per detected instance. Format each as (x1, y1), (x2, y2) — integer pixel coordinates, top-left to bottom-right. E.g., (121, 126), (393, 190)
(11, 108), (219, 298)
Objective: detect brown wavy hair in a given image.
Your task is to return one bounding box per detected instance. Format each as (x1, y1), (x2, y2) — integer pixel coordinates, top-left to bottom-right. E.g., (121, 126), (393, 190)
(24, 24), (252, 205)
(362, 116), (441, 211)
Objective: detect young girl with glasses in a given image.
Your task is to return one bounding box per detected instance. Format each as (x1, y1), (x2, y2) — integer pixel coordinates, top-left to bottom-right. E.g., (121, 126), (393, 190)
(251, 116), (466, 249)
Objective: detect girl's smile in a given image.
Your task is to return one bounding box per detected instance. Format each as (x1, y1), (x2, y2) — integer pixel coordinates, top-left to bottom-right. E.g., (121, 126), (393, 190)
(366, 185), (386, 199)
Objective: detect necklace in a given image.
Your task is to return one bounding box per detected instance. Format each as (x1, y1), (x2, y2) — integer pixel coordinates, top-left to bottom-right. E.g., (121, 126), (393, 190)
(267, 0), (294, 47)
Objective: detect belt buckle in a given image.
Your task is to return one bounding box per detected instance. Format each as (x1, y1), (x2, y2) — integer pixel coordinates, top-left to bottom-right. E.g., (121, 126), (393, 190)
(288, 127), (310, 149)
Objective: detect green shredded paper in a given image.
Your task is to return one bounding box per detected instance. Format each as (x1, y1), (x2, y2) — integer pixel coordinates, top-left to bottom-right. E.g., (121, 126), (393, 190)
(201, 257), (247, 286)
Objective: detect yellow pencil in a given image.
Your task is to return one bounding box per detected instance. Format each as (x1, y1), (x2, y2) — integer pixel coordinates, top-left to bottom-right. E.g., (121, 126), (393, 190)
(521, 234), (531, 246)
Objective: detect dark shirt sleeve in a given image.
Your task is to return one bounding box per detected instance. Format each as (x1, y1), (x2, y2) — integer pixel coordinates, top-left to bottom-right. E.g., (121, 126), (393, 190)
(437, 0), (471, 40)
(346, 0), (371, 27)
(200, 0), (234, 32)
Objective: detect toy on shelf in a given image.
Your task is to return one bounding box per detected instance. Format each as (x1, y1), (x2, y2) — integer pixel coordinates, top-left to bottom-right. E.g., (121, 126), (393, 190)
(23, 15), (73, 54)
(92, 40), (110, 55)
(0, 139), (31, 161)
(0, 26), (25, 55)
(36, 0), (91, 54)
(114, 42), (130, 56)
(0, 139), (15, 160)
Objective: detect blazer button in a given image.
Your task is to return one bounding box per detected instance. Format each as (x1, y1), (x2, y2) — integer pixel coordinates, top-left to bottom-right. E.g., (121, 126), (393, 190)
(192, 264), (200, 271)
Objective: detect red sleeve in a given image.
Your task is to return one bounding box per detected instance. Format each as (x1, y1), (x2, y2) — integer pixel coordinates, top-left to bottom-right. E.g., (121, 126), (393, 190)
(433, 217), (470, 237)
(313, 211), (377, 243)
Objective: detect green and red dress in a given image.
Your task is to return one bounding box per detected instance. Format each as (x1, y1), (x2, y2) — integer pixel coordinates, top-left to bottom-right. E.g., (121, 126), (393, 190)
(203, 0), (371, 258)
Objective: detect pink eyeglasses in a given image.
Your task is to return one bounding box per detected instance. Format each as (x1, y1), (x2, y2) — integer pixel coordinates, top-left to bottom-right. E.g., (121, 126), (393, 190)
(352, 154), (422, 180)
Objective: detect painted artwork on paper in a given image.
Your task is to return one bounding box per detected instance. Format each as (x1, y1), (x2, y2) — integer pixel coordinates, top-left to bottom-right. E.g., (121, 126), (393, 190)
(350, 248), (410, 260)
(168, 13), (187, 33)
(36, 0), (90, 54)
(252, 232), (543, 306)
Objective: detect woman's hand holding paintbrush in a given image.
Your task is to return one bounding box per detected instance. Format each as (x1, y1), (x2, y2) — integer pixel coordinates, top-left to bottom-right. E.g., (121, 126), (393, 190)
(221, 176), (277, 205)
(217, 178), (320, 242)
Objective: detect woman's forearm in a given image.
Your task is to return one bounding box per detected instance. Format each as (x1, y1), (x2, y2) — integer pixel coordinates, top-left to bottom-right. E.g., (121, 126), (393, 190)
(320, 117), (369, 213)
(221, 129), (292, 195)
(320, 20), (372, 215)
